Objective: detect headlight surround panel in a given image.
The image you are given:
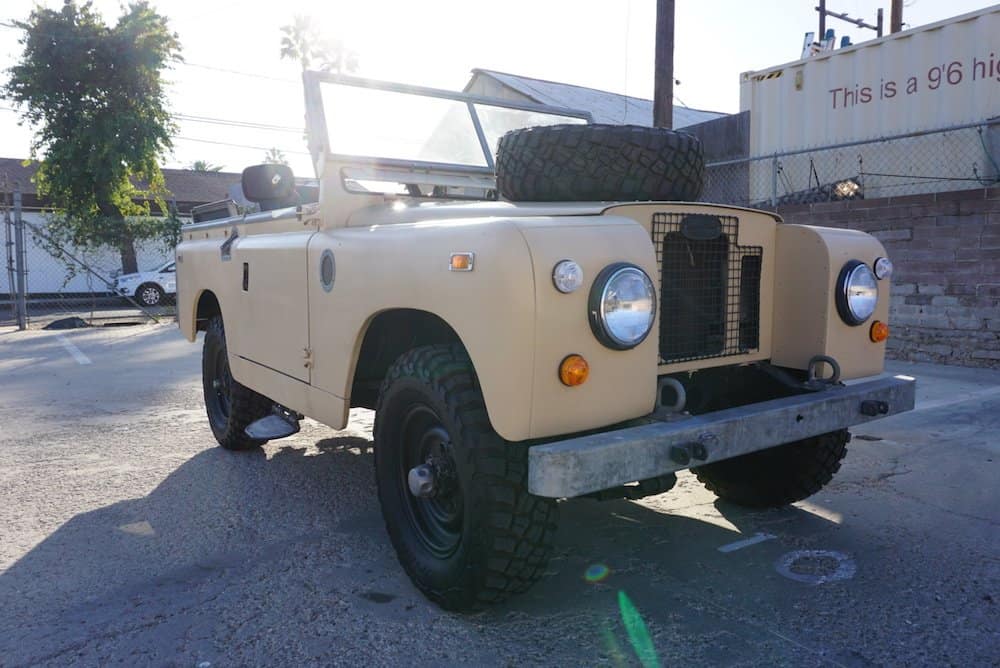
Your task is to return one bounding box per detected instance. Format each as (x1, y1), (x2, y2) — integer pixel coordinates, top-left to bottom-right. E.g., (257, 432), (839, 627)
(836, 260), (879, 326)
(588, 263), (657, 350)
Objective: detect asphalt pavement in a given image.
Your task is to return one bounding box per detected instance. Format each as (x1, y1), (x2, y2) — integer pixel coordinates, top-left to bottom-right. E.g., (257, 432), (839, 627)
(0, 324), (997, 666)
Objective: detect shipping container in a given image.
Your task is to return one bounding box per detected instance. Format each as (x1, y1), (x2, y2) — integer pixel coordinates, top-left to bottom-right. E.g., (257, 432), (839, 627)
(738, 6), (999, 202)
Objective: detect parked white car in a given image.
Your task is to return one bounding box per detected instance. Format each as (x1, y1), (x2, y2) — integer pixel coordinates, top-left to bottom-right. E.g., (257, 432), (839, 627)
(113, 259), (176, 306)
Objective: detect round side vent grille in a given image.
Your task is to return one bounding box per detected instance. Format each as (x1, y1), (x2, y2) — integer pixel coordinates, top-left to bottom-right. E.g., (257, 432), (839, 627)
(320, 250), (336, 292)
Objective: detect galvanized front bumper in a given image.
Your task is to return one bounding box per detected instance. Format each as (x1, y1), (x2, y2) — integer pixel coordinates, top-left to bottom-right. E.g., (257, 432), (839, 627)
(528, 374), (916, 498)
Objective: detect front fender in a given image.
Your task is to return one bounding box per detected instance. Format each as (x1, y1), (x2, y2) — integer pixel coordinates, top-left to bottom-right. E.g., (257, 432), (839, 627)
(307, 218), (538, 441)
(771, 224), (890, 378)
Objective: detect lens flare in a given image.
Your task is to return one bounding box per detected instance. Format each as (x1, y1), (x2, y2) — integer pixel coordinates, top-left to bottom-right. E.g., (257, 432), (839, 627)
(584, 563), (611, 583)
(618, 590), (660, 668)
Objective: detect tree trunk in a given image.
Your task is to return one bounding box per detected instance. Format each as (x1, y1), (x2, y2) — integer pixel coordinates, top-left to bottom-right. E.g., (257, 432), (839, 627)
(97, 196), (139, 275)
(119, 229), (139, 275)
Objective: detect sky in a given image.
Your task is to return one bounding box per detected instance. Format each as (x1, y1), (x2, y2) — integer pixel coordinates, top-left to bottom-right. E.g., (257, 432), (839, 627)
(1, 0), (996, 177)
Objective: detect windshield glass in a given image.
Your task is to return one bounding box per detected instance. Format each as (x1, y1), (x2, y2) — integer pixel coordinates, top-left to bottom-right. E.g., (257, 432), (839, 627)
(319, 80), (588, 168)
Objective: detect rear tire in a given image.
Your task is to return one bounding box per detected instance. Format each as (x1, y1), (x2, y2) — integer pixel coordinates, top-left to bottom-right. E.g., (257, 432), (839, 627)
(495, 124), (704, 202)
(202, 315), (273, 450)
(374, 344), (558, 611)
(693, 430), (851, 508)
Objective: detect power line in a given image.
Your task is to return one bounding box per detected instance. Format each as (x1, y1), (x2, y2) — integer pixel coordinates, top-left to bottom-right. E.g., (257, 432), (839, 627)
(178, 61), (298, 84)
(173, 135), (309, 155)
(174, 113), (301, 133)
(3, 104), (301, 134)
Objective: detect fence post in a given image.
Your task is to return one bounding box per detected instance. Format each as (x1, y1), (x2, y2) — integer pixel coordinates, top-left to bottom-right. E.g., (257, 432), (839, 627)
(770, 154), (779, 209)
(13, 184), (27, 330)
(3, 186), (15, 325)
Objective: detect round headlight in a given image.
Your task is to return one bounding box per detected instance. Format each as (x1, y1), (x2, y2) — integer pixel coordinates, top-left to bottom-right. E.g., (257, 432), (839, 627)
(552, 260), (584, 293)
(589, 263), (656, 349)
(874, 257), (893, 280)
(836, 260), (878, 326)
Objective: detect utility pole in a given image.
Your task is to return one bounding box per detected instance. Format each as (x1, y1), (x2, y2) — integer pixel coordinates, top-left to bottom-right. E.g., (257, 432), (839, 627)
(653, 0), (674, 129)
(890, 0), (903, 33)
(816, 2), (884, 39)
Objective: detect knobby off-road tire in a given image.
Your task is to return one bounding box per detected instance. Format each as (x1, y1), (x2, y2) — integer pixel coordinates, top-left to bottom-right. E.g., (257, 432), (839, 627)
(495, 123), (705, 202)
(692, 430), (851, 508)
(374, 344), (558, 611)
(202, 316), (273, 450)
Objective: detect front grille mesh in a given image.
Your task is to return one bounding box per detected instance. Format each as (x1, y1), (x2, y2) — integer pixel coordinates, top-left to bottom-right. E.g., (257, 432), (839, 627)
(653, 213), (762, 364)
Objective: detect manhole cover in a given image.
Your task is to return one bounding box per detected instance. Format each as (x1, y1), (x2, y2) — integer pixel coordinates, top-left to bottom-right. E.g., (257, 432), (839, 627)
(775, 550), (856, 585)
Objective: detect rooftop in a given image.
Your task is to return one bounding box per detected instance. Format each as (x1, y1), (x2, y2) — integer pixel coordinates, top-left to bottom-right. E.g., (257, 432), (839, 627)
(467, 69), (727, 129)
(0, 158), (243, 211)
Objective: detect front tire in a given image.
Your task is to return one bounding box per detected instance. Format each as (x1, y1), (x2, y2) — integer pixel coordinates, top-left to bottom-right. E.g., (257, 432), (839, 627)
(374, 345), (558, 610)
(693, 430), (850, 508)
(202, 315), (273, 450)
(137, 283), (165, 307)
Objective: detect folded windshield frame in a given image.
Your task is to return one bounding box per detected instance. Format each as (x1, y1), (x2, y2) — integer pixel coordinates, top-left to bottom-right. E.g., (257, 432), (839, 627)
(303, 71), (593, 177)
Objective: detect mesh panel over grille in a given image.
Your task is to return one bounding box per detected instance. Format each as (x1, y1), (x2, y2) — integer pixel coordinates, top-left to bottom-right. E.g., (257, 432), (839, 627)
(653, 213), (762, 364)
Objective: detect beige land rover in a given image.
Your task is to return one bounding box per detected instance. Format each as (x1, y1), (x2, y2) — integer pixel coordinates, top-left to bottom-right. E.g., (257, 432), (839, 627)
(176, 72), (915, 610)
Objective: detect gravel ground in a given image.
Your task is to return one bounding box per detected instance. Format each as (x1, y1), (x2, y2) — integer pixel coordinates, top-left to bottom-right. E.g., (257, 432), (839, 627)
(0, 324), (997, 667)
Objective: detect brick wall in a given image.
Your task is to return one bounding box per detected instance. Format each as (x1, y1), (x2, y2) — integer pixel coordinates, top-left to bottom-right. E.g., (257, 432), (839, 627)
(776, 186), (1000, 368)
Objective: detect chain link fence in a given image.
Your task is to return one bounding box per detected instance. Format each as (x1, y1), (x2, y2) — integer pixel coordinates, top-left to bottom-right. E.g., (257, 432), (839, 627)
(701, 121), (1000, 209)
(2, 185), (175, 330)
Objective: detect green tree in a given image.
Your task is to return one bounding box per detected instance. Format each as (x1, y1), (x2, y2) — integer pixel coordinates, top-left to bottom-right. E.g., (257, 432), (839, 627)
(190, 160), (224, 172)
(4, 1), (182, 274)
(279, 15), (358, 73)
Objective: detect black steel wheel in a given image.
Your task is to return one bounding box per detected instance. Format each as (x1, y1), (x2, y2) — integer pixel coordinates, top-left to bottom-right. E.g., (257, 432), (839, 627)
(201, 315), (273, 450)
(397, 404), (464, 559)
(374, 344), (558, 611)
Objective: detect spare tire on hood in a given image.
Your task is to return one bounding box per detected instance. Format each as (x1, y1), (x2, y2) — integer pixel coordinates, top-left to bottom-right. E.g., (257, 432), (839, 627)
(495, 123), (704, 202)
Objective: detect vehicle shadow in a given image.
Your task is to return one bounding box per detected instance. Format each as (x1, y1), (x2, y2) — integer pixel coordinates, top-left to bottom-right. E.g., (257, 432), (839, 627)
(0, 431), (841, 666)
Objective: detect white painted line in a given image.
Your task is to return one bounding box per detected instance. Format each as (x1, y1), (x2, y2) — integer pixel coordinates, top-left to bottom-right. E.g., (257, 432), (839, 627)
(56, 334), (92, 365)
(717, 532), (776, 553)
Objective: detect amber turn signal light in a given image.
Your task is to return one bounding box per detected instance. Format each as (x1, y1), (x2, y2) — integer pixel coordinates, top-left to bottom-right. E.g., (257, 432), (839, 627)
(559, 354), (590, 387)
(870, 320), (889, 343)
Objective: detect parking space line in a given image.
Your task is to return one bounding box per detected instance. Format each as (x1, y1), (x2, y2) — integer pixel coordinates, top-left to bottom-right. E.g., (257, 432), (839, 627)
(717, 532), (775, 553)
(56, 334), (92, 365)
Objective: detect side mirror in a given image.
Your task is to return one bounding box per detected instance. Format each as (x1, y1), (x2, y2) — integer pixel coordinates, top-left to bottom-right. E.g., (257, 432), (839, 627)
(241, 164), (295, 203)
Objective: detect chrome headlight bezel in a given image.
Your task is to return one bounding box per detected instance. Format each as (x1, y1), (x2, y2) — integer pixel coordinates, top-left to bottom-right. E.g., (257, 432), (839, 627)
(588, 262), (657, 350)
(836, 260), (879, 326)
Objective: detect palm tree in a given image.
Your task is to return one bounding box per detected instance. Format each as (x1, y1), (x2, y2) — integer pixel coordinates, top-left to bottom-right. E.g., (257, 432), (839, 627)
(279, 15), (359, 73)
(190, 160), (223, 172)
(279, 15), (315, 71)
